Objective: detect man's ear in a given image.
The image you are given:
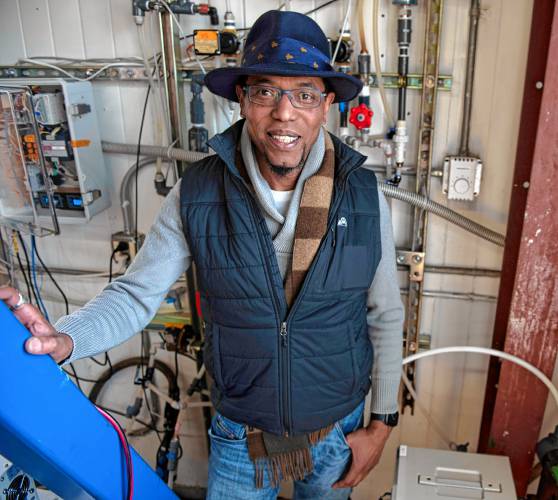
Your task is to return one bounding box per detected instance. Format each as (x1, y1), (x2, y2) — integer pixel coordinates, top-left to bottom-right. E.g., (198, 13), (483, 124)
(236, 84), (246, 117)
(322, 92), (336, 123)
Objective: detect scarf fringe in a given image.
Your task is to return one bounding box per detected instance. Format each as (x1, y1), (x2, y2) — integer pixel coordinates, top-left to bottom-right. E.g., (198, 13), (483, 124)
(247, 424), (335, 488)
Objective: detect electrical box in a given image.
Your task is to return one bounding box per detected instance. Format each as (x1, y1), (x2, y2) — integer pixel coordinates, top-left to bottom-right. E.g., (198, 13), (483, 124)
(392, 446), (516, 499)
(0, 79), (110, 235)
(442, 155), (483, 201)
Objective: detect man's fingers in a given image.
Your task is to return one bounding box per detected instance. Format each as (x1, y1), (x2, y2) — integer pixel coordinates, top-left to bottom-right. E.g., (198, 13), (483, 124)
(26, 335), (59, 355)
(25, 334), (73, 364)
(12, 304), (56, 336)
(0, 286), (23, 307)
(332, 462), (360, 489)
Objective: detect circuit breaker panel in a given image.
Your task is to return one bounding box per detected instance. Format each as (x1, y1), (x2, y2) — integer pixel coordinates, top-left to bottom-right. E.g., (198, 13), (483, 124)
(0, 79), (110, 235)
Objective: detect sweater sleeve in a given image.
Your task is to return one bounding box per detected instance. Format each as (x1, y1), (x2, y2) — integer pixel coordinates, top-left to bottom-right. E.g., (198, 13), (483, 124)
(367, 188), (404, 414)
(55, 179), (191, 363)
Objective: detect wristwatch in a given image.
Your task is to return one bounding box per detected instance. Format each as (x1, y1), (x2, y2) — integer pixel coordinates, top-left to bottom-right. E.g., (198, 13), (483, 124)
(370, 411), (399, 427)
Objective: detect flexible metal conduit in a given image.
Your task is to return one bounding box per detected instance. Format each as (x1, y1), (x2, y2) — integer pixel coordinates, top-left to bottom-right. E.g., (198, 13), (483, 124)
(381, 183), (505, 246)
(102, 141), (208, 163)
(103, 141), (505, 246)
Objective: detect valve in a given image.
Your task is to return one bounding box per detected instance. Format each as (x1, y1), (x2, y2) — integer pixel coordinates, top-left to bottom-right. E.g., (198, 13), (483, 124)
(349, 103), (374, 130)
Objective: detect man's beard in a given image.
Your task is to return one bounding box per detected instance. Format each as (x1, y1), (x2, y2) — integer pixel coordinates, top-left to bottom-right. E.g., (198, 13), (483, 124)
(265, 147), (307, 177)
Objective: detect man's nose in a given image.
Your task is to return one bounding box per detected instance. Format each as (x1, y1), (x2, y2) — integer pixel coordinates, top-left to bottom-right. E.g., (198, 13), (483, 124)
(272, 93), (296, 121)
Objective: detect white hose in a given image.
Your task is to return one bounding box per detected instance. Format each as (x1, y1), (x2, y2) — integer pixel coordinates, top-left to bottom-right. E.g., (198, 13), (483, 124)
(371, 0), (394, 128)
(331, 1), (353, 65)
(403, 346), (558, 408)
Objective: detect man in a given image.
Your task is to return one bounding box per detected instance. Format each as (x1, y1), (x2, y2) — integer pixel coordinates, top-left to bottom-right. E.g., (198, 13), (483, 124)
(1, 10), (403, 499)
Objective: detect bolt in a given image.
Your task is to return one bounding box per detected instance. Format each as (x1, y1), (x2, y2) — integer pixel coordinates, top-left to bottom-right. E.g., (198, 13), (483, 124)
(409, 342), (417, 352)
(522, 181), (530, 189)
(535, 81), (544, 90)
(412, 254), (422, 263)
(397, 255), (405, 263)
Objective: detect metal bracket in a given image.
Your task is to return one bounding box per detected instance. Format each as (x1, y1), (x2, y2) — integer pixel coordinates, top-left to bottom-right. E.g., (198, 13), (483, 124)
(397, 250), (425, 282)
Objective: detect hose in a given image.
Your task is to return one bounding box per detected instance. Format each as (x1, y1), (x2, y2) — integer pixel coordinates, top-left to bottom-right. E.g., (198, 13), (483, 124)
(120, 159), (158, 234)
(104, 141), (504, 246)
(102, 141), (209, 163)
(379, 183), (505, 247)
(403, 346), (558, 409)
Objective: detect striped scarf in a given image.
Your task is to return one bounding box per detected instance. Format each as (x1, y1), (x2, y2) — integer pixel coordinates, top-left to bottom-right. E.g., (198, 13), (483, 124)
(235, 132), (336, 488)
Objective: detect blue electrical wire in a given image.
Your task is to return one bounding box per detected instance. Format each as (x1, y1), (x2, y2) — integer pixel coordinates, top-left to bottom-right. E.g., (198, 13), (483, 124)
(30, 235), (50, 322)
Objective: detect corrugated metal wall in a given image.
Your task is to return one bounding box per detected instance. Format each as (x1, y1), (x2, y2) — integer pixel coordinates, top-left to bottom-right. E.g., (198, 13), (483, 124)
(2, 0), (554, 497)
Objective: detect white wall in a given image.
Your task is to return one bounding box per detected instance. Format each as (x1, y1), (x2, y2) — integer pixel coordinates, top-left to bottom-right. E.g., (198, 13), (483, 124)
(2, 0), (554, 497)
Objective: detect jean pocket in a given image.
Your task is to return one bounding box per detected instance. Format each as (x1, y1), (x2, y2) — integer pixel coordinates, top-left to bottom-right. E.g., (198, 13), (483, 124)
(333, 401), (365, 448)
(210, 412), (247, 443)
(334, 422), (351, 448)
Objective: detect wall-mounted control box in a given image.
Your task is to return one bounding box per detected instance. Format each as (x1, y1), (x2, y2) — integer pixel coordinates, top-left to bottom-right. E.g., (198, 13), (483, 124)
(0, 79), (110, 235)
(442, 155), (483, 201)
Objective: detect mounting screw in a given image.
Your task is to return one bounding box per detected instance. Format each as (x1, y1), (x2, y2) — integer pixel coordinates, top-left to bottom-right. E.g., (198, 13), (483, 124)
(397, 255), (405, 264)
(535, 81), (544, 90)
(522, 181), (530, 189)
(412, 254), (422, 263)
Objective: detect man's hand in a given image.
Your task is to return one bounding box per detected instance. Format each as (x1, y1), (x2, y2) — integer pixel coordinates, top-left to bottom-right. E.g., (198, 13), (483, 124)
(332, 420), (392, 489)
(0, 286), (73, 363)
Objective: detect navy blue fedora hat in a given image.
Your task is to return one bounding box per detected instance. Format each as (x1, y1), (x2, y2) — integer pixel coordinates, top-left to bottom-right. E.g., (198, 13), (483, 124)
(204, 10), (362, 103)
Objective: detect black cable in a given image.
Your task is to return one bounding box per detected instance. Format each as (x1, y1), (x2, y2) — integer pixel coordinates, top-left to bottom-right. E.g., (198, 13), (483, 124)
(96, 405), (164, 436)
(17, 233), (40, 307)
(68, 362), (84, 393)
(108, 247), (118, 283)
(63, 367), (113, 385)
(135, 82), (151, 250)
(304, 0), (341, 16)
(14, 250), (32, 306)
(32, 239), (69, 315)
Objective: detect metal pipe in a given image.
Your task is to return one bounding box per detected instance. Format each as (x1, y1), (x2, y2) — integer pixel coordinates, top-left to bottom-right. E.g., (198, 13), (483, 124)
(400, 288), (497, 302)
(119, 159), (158, 235)
(397, 6), (412, 121)
(398, 264), (501, 278)
(102, 141), (208, 163)
(158, 8), (202, 343)
(459, 0), (481, 155)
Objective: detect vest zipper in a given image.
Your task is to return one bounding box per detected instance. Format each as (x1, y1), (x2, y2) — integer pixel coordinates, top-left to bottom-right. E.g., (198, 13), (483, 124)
(231, 175), (289, 435)
(229, 161), (364, 437)
(280, 321), (290, 436)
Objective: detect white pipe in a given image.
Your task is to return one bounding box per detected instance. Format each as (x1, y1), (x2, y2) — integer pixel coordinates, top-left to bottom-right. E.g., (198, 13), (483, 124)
(403, 346), (558, 408)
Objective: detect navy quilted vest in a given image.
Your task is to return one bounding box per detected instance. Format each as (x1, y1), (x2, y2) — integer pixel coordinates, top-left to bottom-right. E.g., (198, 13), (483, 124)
(180, 121), (381, 436)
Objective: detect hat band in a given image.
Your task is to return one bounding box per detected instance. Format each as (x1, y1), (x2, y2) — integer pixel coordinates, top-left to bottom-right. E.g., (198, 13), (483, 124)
(242, 36), (332, 72)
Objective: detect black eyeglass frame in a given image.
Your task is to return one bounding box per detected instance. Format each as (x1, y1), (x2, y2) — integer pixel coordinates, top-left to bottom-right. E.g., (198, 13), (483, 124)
(242, 84), (328, 109)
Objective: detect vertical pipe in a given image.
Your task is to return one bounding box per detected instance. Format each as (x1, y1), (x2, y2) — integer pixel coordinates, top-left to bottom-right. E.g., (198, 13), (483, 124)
(397, 7), (412, 121)
(458, 0), (481, 156)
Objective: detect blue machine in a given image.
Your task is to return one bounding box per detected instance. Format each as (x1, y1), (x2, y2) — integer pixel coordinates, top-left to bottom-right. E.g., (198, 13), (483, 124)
(0, 301), (178, 500)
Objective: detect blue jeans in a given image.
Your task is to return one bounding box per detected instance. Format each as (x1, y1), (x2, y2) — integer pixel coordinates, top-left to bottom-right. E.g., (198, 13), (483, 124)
(207, 401), (365, 500)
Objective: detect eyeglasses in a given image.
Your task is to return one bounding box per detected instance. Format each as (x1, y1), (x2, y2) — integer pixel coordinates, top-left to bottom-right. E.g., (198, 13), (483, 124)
(243, 84), (327, 109)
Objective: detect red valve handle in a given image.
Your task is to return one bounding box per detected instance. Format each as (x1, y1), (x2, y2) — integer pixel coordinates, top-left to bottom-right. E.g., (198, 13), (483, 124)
(349, 103), (374, 129)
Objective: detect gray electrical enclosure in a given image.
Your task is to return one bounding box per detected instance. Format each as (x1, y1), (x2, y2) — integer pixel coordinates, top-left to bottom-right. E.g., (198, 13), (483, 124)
(0, 79), (110, 235)
(392, 446), (516, 499)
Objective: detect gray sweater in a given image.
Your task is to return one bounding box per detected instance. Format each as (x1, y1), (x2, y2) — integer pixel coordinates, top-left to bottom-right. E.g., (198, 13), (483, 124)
(56, 132), (404, 414)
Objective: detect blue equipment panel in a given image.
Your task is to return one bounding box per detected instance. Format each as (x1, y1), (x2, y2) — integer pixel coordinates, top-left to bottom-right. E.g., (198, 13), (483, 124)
(0, 301), (178, 500)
